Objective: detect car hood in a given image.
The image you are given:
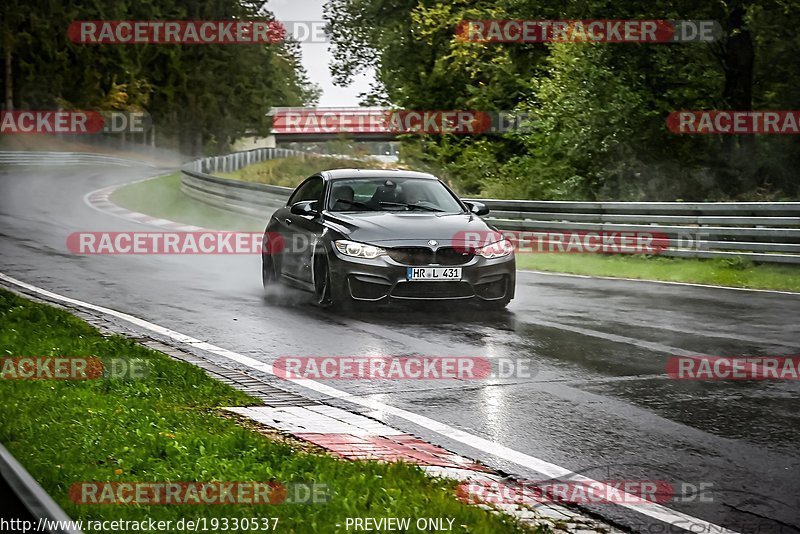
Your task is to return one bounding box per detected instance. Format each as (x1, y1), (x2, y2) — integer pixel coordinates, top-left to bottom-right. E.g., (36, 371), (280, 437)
(323, 211), (500, 247)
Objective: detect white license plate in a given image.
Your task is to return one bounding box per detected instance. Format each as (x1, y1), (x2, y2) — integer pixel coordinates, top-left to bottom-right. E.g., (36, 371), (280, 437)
(406, 267), (462, 281)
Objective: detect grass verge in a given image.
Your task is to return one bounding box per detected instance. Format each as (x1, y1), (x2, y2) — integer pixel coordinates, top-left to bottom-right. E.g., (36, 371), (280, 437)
(111, 172), (261, 231)
(111, 173), (800, 293)
(0, 289), (531, 532)
(516, 253), (800, 292)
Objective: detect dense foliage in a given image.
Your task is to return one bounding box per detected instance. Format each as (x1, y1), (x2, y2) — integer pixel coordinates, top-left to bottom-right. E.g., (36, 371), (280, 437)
(1, 0), (318, 154)
(326, 0), (800, 200)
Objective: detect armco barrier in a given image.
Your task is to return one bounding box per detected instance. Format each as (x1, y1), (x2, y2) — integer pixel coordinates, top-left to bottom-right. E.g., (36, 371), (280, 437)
(0, 441), (82, 533)
(0, 150), (157, 167)
(180, 148), (302, 218)
(180, 149), (800, 264)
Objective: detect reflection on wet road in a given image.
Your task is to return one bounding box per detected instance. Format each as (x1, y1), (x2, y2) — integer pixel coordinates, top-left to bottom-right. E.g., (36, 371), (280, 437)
(1, 165), (799, 533)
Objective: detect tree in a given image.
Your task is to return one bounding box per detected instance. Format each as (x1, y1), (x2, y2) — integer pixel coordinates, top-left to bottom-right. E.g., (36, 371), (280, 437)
(1, 0), (318, 154)
(326, 0), (800, 200)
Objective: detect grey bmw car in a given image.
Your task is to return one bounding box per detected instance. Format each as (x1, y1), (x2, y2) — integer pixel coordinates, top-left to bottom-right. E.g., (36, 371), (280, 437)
(261, 169), (515, 309)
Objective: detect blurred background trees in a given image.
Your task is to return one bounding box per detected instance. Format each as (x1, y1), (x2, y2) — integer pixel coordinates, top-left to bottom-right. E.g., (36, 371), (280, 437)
(1, 0), (319, 154)
(326, 0), (800, 200)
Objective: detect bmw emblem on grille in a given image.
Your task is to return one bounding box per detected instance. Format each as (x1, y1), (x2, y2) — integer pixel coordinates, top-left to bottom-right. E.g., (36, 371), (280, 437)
(427, 239), (438, 247)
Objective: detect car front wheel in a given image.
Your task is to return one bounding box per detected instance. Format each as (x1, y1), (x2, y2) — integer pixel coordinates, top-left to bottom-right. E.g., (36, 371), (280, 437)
(313, 252), (347, 309)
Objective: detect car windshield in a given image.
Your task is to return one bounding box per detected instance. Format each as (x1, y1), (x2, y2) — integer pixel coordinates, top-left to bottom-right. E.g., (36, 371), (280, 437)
(328, 177), (464, 213)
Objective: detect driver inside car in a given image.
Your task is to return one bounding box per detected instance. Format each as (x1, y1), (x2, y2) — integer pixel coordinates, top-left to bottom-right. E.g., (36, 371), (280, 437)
(401, 183), (423, 205)
(331, 185), (355, 211)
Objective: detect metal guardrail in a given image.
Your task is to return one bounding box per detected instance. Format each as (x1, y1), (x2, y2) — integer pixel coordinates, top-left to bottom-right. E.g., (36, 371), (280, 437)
(182, 147), (305, 175)
(180, 150), (800, 264)
(0, 150), (157, 167)
(181, 147), (306, 217)
(0, 441), (83, 534)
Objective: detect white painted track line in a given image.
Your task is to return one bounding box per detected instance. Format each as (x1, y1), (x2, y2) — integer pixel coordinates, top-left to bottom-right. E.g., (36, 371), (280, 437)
(0, 272), (739, 534)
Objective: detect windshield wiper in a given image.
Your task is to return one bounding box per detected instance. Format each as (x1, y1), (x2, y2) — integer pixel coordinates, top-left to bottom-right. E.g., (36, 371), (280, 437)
(334, 199), (377, 211)
(378, 201), (443, 212)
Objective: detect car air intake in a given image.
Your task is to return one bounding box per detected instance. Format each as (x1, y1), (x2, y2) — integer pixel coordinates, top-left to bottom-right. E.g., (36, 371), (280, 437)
(391, 282), (474, 299)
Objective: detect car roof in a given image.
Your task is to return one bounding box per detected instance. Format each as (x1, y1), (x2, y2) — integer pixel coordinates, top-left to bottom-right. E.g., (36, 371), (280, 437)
(321, 169), (438, 181)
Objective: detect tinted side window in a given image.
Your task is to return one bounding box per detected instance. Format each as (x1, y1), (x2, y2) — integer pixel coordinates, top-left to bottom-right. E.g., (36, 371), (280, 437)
(288, 176), (324, 206)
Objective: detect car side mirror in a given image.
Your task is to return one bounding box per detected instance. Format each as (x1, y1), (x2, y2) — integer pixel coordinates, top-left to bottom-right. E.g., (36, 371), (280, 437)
(290, 200), (319, 216)
(464, 201), (489, 216)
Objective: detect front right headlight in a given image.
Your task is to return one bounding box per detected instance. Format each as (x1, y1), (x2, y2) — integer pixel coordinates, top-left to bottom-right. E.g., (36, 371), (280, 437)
(475, 238), (514, 258)
(334, 240), (387, 259)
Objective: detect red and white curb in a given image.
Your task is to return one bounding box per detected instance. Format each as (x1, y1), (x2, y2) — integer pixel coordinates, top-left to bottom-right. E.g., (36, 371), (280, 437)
(223, 406), (618, 533)
(225, 405), (490, 469)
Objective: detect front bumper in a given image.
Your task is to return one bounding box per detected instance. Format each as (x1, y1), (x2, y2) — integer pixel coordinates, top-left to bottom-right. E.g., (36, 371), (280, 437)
(329, 248), (516, 303)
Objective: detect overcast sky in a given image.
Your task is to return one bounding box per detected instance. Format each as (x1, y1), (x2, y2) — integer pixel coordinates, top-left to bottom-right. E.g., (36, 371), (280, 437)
(268, 0), (375, 107)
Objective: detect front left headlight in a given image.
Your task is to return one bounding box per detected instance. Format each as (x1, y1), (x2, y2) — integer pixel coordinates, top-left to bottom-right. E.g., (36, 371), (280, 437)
(475, 238), (514, 259)
(334, 240), (387, 259)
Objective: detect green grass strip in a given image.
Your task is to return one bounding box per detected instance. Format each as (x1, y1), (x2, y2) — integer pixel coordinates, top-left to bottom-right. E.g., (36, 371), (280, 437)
(0, 289), (532, 532)
(111, 173), (262, 231)
(516, 253), (800, 292)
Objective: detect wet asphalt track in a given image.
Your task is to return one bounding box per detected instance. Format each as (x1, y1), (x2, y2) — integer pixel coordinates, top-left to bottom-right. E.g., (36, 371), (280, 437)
(1, 164), (799, 533)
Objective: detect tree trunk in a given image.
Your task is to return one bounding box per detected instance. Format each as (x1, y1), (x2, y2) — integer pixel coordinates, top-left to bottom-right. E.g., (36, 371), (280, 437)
(721, 2), (755, 194)
(4, 44), (12, 111)
(723, 4), (754, 110)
